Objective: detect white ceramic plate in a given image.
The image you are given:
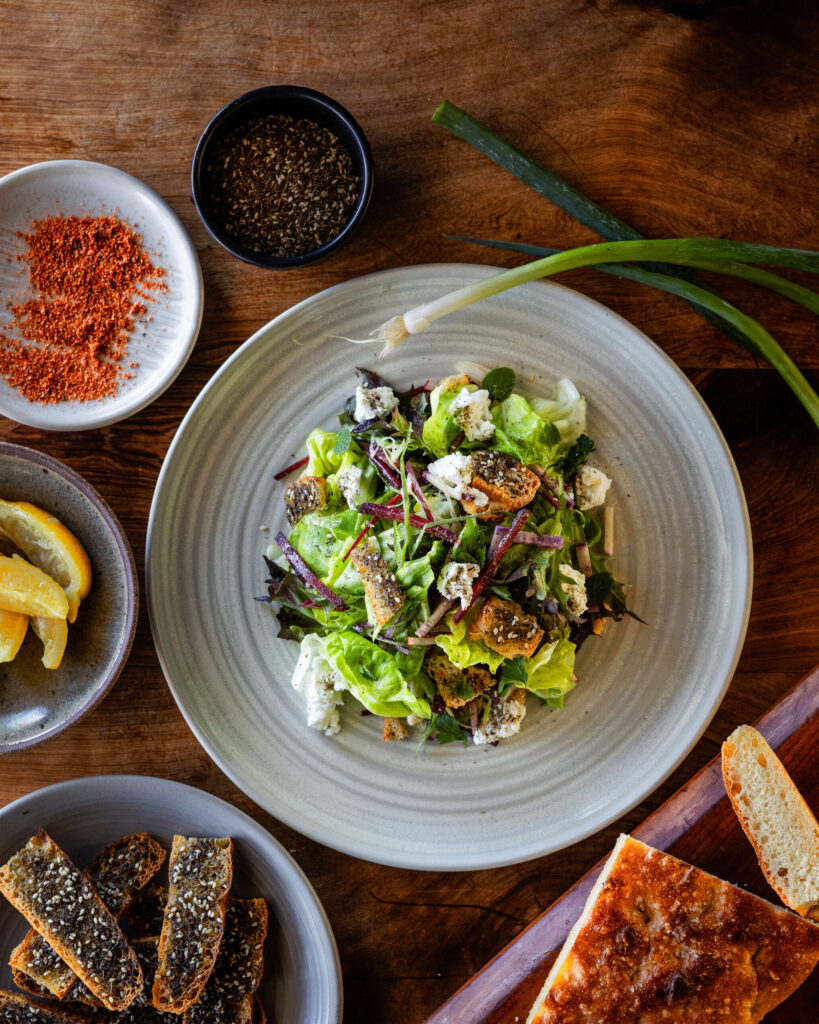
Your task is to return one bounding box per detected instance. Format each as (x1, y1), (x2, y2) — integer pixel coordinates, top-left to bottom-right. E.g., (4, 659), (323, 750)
(0, 160), (203, 430)
(0, 775), (341, 1024)
(147, 264), (752, 871)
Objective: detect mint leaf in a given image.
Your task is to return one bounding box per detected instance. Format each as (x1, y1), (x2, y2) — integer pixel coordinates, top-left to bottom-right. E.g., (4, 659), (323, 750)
(333, 426), (353, 455)
(482, 366), (516, 401)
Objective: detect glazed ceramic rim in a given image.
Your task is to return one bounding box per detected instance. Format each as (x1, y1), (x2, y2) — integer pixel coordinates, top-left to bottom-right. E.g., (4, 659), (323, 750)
(147, 264), (752, 869)
(0, 159), (204, 431)
(0, 442), (138, 754)
(191, 85), (374, 269)
(0, 773), (343, 1023)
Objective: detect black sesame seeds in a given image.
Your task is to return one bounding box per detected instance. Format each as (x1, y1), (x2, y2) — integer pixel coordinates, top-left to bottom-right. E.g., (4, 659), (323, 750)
(206, 114), (359, 258)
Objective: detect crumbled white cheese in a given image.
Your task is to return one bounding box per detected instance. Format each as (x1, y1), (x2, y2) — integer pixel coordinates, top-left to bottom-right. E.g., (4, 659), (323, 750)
(291, 635), (346, 735)
(354, 385), (398, 423)
(451, 387), (495, 442)
(473, 690), (527, 745)
(336, 464), (364, 509)
(575, 465), (612, 510)
(560, 562), (588, 617)
(438, 560), (481, 609)
(426, 453), (473, 501)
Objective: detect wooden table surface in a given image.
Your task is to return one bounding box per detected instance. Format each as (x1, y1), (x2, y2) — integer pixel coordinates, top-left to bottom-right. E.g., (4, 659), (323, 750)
(2, 1), (818, 1021)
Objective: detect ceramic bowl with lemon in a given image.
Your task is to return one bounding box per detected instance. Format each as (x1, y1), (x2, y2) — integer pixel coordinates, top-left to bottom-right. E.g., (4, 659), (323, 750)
(0, 443), (137, 753)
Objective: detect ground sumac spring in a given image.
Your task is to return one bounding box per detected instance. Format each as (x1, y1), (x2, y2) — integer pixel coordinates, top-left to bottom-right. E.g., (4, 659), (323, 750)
(0, 214), (166, 404)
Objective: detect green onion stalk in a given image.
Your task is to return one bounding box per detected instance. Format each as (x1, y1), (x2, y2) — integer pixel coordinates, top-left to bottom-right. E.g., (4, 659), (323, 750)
(361, 237), (819, 429)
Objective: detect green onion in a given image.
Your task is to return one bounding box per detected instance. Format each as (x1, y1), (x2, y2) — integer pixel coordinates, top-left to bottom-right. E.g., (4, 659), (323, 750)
(366, 237), (819, 427)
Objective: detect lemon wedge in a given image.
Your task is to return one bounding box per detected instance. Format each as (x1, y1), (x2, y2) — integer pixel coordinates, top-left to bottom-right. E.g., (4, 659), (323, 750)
(0, 501), (92, 622)
(0, 608), (28, 663)
(30, 616), (68, 670)
(0, 554), (69, 619)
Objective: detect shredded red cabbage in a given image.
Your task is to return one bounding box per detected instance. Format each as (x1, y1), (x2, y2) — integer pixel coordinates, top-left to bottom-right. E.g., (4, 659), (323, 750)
(275, 532), (347, 609)
(406, 463), (433, 521)
(273, 455), (309, 481)
(359, 503), (459, 543)
(496, 527), (563, 549)
(453, 508), (530, 623)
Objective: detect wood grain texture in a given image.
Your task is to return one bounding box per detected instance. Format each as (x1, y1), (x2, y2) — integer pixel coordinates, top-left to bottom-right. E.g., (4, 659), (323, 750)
(1, 2), (818, 1022)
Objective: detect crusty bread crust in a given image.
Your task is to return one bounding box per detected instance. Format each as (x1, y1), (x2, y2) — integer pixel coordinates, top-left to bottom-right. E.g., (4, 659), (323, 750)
(10, 833), (165, 1001)
(722, 724), (819, 920)
(528, 835), (819, 1024)
(0, 832), (142, 1011)
(152, 837), (233, 1014)
(0, 991), (89, 1024)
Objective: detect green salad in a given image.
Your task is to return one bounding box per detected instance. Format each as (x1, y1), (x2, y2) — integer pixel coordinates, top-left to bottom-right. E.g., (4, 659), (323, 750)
(259, 365), (630, 747)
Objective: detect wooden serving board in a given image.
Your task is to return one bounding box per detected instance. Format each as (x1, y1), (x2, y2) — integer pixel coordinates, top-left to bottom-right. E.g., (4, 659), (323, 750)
(425, 666), (819, 1024)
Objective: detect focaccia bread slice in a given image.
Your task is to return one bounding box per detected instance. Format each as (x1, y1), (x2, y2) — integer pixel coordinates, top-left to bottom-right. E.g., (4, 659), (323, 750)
(0, 832), (143, 1011)
(152, 836), (233, 1013)
(527, 834), (819, 1024)
(0, 991), (88, 1024)
(183, 898), (268, 1024)
(723, 724), (819, 920)
(10, 834), (165, 1001)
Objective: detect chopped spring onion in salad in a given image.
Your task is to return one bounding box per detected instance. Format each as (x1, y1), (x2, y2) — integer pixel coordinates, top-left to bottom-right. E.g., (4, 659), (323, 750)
(259, 366), (633, 747)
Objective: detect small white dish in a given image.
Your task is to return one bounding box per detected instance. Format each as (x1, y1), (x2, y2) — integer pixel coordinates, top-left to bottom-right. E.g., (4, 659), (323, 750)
(147, 264), (752, 871)
(0, 160), (203, 430)
(0, 775), (342, 1024)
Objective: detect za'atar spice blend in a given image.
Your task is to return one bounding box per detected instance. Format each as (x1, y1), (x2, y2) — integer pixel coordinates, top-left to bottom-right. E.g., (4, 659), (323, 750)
(0, 214), (166, 404)
(205, 114), (359, 258)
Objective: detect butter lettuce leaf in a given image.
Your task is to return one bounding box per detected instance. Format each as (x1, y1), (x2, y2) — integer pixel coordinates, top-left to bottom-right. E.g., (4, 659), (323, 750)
(530, 378), (586, 448)
(491, 393), (561, 466)
(433, 614), (505, 673)
(324, 630), (431, 718)
(422, 384), (466, 456)
(523, 635), (576, 707)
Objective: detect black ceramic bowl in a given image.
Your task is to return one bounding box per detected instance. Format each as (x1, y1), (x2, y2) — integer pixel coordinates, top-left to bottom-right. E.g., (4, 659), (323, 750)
(191, 85), (373, 269)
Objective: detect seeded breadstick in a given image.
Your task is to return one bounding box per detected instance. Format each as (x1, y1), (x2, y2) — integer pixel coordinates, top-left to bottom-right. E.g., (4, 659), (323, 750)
(10, 834), (165, 1002)
(0, 832), (143, 1011)
(183, 899), (268, 1024)
(82, 939), (179, 1024)
(152, 836), (234, 1013)
(0, 990), (88, 1024)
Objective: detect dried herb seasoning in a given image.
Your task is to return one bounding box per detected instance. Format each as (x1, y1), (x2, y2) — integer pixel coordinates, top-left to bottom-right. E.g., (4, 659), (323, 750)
(206, 114), (359, 258)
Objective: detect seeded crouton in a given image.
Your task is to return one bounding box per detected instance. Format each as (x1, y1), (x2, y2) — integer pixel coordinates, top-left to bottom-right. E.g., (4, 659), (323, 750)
(437, 372), (471, 392)
(382, 717), (408, 741)
(473, 688), (527, 745)
(424, 649), (495, 708)
(284, 476), (326, 525)
(468, 596), (544, 658)
(349, 547), (405, 625)
(461, 451), (540, 513)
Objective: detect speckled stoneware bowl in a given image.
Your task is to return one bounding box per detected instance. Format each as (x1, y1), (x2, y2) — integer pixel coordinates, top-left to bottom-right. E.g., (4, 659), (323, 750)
(0, 775), (341, 1024)
(0, 443), (137, 753)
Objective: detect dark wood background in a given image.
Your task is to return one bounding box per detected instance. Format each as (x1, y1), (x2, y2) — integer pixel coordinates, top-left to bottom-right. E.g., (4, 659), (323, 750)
(1, 1), (817, 1021)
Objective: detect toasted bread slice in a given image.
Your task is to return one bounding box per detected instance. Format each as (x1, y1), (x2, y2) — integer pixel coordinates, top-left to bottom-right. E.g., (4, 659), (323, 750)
(152, 837), (233, 1013)
(0, 992), (89, 1024)
(722, 724), (819, 920)
(382, 717), (408, 741)
(527, 834), (819, 1024)
(348, 547), (404, 625)
(182, 898), (268, 1024)
(10, 834), (165, 1001)
(461, 451), (540, 514)
(468, 596), (543, 659)
(284, 477), (326, 526)
(424, 649), (494, 708)
(0, 832), (143, 1011)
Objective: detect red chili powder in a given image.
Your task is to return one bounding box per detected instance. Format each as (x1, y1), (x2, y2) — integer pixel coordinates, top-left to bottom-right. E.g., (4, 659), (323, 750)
(0, 214), (167, 404)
